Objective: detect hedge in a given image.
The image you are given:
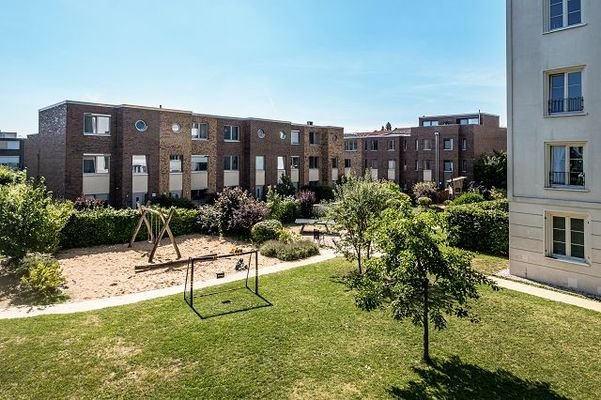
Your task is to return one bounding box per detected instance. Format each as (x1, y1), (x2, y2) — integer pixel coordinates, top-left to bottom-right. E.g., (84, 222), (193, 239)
(59, 207), (198, 249)
(445, 202), (508, 256)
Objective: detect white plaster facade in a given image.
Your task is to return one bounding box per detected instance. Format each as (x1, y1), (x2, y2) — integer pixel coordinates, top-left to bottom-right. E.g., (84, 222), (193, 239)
(508, 0), (601, 294)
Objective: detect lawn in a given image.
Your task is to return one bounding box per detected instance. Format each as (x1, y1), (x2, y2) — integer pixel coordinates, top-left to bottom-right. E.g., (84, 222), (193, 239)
(471, 253), (508, 275)
(1, 258), (600, 399)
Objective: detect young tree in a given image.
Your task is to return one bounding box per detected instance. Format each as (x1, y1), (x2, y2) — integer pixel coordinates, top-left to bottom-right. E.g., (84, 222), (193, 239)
(0, 175), (73, 263)
(474, 150), (507, 189)
(327, 176), (411, 274)
(349, 210), (497, 364)
(385, 122), (392, 131)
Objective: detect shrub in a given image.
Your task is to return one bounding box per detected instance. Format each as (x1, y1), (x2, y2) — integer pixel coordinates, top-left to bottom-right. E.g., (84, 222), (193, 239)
(301, 184), (334, 202)
(277, 228), (302, 244)
(251, 220), (283, 243)
(266, 188), (300, 223)
(453, 192), (485, 205)
(474, 150), (507, 189)
(0, 179), (73, 261)
(274, 175), (297, 197)
(297, 189), (317, 218)
(0, 166), (26, 186)
(60, 207), (197, 249)
(73, 196), (108, 211)
(213, 187), (267, 235)
(446, 203), (509, 256)
(196, 205), (220, 235)
(417, 196), (432, 207)
(412, 181), (438, 201)
(443, 200), (453, 206)
(259, 240), (320, 261)
(18, 253), (66, 300)
(151, 194), (197, 209)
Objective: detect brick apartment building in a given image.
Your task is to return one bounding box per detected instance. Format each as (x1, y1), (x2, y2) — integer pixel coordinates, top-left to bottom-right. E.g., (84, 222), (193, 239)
(343, 112), (507, 190)
(0, 131), (25, 170)
(24, 100), (344, 207)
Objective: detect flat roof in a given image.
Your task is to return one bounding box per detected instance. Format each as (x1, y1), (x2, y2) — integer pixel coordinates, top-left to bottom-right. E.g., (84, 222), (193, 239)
(39, 100), (343, 129)
(420, 112), (499, 119)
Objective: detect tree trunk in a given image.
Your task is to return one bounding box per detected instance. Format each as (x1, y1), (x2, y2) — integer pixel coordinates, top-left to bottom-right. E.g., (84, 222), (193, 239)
(422, 274), (432, 365)
(357, 248), (362, 275)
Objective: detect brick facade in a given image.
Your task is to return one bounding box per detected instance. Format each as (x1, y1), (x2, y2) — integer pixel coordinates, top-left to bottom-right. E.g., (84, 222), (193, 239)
(24, 101), (344, 207)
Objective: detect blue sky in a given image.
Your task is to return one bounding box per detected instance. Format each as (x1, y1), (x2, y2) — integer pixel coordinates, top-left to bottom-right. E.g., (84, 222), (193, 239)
(1, 0), (506, 136)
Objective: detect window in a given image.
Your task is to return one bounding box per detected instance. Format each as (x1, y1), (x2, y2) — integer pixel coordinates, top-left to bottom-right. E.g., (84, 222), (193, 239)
(191, 155), (208, 172)
(403, 160), (407, 171)
(192, 123), (208, 139)
(84, 114), (111, 135)
(364, 140), (368, 151)
(344, 139), (358, 151)
(415, 139), (419, 151)
(462, 160), (468, 172)
(132, 155), (147, 174)
(344, 159), (352, 168)
(291, 130), (300, 145)
(548, 144), (584, 187)
(548, 214), (586, 261)
(548, 0), (581, 31)
(223, 155), (239, 171)
(423, 139), (432, 150)
(548, 70), (583, 114)
(387, 140), (395, 151)
(457, 118), (480, 125)
(309, 156), (319, 169)
(370, 140), (379, 151)
(0, 156), (20, 169)
(402, 139), (407, 151)
(309, 132), (320, 145)
(388, 160), (396, 169)
(422, 120), (439, 127)
(462, 138), (468, 150)
(256, 156), (265, 171)
(290, 156), (300, 169)
(423, 160), (431, 170)
(83, 155), (109, 174)
(364, 159), (377, 169)
(443, 160), (454, 172)
(224, 125), (240, 141)
(169, 155), (183, 172)
(277, 156), (286, 170)
(415, 160), (419, 171)
(331, 158), (338, 168)
(443, 138), (454, 150)
(134, 120), (147, 132)
(0, 140), (20, 150)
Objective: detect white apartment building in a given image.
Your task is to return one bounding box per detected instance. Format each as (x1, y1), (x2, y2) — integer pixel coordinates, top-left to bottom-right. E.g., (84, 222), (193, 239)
(507, 0), (601, 294)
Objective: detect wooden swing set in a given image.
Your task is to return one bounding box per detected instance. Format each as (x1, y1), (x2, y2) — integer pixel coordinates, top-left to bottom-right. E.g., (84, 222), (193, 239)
(128, 203), (181, 264)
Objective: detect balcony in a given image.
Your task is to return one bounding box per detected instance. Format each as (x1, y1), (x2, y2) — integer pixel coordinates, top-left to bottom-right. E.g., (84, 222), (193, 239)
(549, 171), (585, 187)
(548, 97), (584, 115)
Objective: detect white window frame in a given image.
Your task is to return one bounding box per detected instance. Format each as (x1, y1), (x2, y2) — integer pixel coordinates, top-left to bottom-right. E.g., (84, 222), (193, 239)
(545, 0), (583, 32)
(255, 156), (265, 171)
(422, 120), (439, 127)
(545, 142), (585, 189)
(309, 156), (319, 169)
(443, 138), (454, 151)
(224, 155), (239, 171)
(387, 140), (395, 151)
(192, 123), (208, 140)
(132, 155), (148, 175)
(344, 159), (352, 168)
(169, 155), (183, 173)
(309, 132), (320, 145)
(423, 139), (432, 151)
(290, 156), (300, 169)
(443, 160), (454, 173)
(370, 140), (379, 151)
(545, 211), (588, 264)
(415, 160), (419, 171)
(291, 130), (300, 145)
(423, 160), (431, 170)
(83, 113), (111, 136)
(545, 67), (584, 115)
(345, 139), (358, 151)
(191, 155), (208, 172)
(83, 154), (110, 175)
(278, 156), (286, 170)
(0, 156), (21, 168)
(224, 125), (240, 142)
(387, 160), (396, 169)
(0, 140), (20, 150)
(462, 138), (468, 151)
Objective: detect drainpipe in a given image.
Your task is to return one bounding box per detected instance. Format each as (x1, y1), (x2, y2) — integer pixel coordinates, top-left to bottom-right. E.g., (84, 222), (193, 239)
(434, 131), (440, 186)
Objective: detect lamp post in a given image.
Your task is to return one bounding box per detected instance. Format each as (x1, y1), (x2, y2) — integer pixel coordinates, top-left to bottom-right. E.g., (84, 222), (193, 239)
(434, 131), (440, 187)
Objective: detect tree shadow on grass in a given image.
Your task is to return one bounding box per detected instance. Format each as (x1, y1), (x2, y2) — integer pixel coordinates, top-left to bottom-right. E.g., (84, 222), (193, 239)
(388, 356), (569, 400)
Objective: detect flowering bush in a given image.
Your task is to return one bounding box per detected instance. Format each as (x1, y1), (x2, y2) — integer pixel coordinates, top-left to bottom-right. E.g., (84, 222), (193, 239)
(297, 189), (317, 218)
(213, 187), (267, 235)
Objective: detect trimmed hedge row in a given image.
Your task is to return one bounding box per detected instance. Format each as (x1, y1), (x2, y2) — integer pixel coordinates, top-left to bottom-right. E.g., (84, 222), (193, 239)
(59, 207), (198, 249)
(445, 201), (508, 256)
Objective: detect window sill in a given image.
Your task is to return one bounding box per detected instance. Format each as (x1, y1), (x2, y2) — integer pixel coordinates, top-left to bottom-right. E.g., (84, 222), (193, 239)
(544, 111), (587, 118)
(132, 173), (149, 176)
(169, 171), (183, 175)
(83, 173), (109, 176)
(423, 149), (432, 151)
(546, 255), (589, 268)
(544, 186), (589, 193)
(224, 140), (240, 143)
(83, 133), (111, 136)
(543, 23), (587, 35)
(192, 171), (208, 174)
(192, 138), (208, 141)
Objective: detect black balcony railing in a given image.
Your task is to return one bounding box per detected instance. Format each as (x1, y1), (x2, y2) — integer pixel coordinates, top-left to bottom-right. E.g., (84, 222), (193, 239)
(548, 97), (584, 114)
(549, 171), (585, 187)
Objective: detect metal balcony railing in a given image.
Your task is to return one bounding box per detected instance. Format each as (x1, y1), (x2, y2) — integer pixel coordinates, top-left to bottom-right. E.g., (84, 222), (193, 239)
(548, 97), (584, 114)
(549, 171), (585, 187)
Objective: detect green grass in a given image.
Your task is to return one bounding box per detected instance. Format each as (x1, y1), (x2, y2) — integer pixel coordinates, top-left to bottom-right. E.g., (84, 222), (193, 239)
(471, 253), (508, 275)
(1, 258), (600, 399)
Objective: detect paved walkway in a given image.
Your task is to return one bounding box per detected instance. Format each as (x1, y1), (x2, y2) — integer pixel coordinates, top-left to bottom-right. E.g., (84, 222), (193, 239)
(0, 249), (337, 320)
(490, 276), (601, 313)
